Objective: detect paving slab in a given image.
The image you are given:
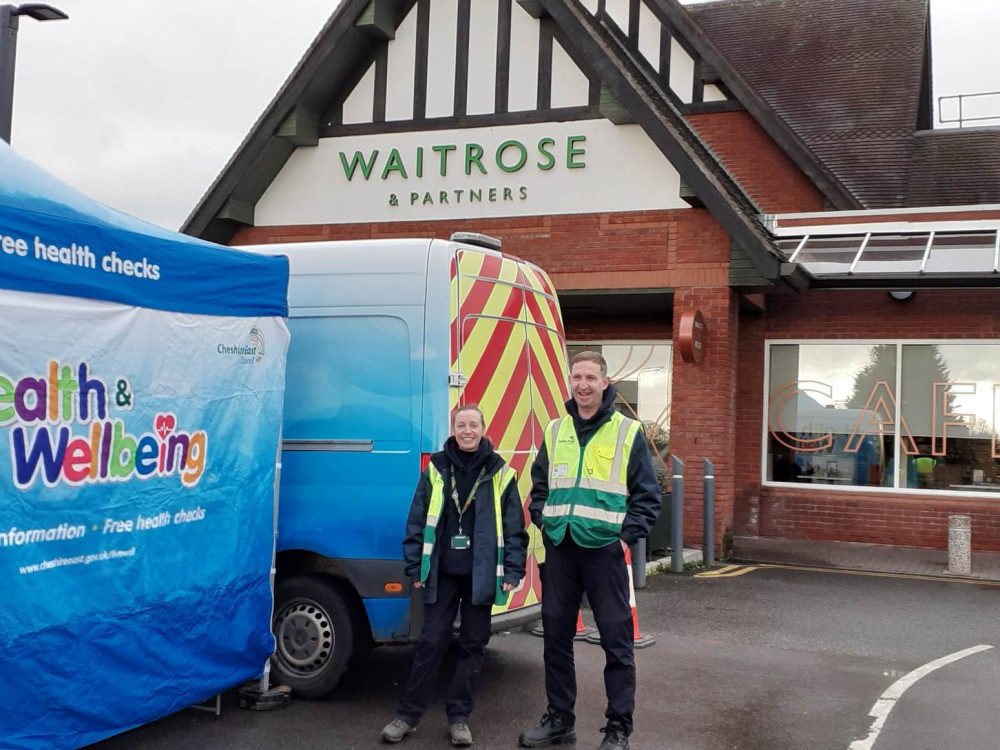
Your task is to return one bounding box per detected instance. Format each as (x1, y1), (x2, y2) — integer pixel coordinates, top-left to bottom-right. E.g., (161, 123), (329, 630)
(732, 535), (1000, 581)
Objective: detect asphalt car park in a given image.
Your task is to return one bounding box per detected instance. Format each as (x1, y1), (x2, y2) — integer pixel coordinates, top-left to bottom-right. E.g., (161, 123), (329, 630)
(91, 565), (1000, 750)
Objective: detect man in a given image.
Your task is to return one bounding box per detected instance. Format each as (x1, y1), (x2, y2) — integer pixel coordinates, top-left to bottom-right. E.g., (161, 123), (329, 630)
(519, 352), (662, 750)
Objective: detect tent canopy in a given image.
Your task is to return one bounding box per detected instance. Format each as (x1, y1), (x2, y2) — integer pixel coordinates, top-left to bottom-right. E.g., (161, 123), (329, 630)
(0, 141), (288, 315)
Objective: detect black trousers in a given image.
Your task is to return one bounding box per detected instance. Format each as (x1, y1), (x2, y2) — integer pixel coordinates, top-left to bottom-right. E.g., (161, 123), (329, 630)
(541, 534), (635, 734)
(396, 572), (493, 724)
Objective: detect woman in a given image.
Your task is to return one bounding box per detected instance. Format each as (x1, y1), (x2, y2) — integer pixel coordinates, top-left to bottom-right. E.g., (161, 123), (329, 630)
(381, 405), (527, 747)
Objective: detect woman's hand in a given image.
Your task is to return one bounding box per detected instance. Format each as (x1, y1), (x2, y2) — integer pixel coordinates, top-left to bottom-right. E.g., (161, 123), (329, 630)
(502, 582), (515, 592)
(412, 581), (422, 589)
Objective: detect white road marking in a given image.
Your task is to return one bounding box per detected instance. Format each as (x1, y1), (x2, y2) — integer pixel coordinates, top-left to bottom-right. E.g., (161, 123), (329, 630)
(849, 644), (994, 750)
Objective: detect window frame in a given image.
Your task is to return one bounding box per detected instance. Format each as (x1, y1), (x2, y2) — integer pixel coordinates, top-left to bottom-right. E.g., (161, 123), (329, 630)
(762, 338), (1000, 497)
(566, 338), (673, 428)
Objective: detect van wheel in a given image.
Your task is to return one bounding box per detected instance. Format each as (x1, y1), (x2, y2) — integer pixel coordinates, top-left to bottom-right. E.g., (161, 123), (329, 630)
(272, 575), (355, 699)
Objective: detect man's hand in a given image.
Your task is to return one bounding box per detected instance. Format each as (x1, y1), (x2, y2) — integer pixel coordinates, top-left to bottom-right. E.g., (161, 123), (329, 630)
(413, 581), (422, 589)
(620, 539), (628, 555)
(502, 582), (516, 592)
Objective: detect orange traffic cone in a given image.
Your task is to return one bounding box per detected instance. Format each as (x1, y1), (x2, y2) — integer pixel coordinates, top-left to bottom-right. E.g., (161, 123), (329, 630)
(624, 547), (655, 648)
(531, 609), (593, 639)
(585, 547), (655, 648)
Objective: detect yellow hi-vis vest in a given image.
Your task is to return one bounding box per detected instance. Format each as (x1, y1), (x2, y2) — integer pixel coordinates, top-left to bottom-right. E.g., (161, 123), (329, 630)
(542, 412), (642, 548)
(420, 462), (517, 606)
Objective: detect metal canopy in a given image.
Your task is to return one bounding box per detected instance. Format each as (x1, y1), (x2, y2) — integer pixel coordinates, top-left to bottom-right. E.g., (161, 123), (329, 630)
(775, 229), (1000, 287)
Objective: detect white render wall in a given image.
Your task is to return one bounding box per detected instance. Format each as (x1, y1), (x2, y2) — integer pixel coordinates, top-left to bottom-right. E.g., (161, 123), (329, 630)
(336, 0), (726, 124)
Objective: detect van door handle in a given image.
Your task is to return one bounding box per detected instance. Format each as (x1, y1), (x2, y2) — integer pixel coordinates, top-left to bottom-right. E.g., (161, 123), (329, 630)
(282, 439), (374, 452)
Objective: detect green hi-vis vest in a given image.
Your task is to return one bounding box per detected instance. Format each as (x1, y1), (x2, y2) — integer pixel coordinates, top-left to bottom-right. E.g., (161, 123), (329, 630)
(420, 462), (517, 606)
(542, 411), (642, 548)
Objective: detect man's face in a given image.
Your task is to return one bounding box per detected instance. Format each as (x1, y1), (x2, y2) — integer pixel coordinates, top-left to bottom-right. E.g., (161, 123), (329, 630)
(453, 411), (485, 451)
(570, 360), (610, 412)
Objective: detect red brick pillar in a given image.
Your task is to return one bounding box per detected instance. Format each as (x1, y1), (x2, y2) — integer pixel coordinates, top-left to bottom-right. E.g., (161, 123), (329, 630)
(670, 286), (739, 552)
(734, 305), (765, 537)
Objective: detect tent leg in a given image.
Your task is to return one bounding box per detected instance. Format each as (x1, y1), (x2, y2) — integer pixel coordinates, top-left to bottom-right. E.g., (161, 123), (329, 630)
(189, 694), (221, 717)
(235, 439), (291, 711)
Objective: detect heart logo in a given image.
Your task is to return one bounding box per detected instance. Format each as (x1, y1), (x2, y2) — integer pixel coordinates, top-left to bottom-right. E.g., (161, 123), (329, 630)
(155, 413), (176, 440)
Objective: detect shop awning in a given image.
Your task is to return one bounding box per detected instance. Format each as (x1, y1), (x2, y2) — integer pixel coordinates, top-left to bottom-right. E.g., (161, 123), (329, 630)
(765, 208), (1000, 289)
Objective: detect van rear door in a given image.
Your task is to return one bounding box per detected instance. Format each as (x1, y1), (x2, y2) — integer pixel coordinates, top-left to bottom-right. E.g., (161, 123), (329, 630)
(451, 247), (568, 615)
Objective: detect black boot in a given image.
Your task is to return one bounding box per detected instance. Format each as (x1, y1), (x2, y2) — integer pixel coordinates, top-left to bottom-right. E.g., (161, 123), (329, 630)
(518, 712), (577, 747)
(597, 722), (629, 749)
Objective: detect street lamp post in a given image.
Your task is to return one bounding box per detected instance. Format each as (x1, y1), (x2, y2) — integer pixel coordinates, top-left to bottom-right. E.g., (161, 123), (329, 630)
(0, 3), (68, 144)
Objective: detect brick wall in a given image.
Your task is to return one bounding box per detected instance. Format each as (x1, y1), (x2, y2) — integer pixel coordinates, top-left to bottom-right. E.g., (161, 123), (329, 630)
(230, 208), (729, 287)
(765, 289), (1000, 339)
(758, 491), (1000, 551)
(686, 111), (826, 215)
(565, 316), (669, 341)
(737, 288), (1000, 552)
(670, 286), (739, 550)
(734, 305), (765, 537)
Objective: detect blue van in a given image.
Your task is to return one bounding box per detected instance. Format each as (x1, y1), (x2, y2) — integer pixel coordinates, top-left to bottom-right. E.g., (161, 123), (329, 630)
(240, 234), (568, 697)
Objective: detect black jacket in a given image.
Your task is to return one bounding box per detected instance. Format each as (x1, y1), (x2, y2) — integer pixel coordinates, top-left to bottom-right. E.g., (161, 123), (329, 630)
(402, 438), (528, 606)
(529, 384), (662, 546)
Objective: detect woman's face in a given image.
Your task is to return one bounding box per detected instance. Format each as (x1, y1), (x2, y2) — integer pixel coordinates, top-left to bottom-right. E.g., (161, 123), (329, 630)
(453, 410), (485, 452)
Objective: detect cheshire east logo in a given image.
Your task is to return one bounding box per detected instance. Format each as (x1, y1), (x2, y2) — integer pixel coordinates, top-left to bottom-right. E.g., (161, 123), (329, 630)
(217, 326), (265, 365)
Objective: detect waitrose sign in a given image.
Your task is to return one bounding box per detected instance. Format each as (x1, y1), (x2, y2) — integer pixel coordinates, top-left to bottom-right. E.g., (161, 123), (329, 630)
(255, 120), (688, 225)
(339, 135), (586, 208)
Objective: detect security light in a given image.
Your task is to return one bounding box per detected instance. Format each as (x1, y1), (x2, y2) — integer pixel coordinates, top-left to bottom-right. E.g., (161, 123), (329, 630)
(14, 4), (67, 21)
(0, 3), (68, 142)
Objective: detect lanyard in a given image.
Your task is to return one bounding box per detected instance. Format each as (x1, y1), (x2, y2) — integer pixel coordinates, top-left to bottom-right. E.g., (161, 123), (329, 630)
(450, 467), (485, 533)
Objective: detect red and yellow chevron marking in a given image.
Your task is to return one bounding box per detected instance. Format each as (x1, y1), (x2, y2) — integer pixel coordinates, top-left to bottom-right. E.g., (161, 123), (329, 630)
(449, 248), (569, 614)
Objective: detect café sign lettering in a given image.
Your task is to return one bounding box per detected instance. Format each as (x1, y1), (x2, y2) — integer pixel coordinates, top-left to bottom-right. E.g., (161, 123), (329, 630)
(337, 135), (587, 208)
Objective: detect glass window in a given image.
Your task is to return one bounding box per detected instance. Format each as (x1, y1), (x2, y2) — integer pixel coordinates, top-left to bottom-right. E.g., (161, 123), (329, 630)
(767, 344), (895, 487)
(924, 233), (998, 274)
(568, 342), (672, 489)
(283, 316), (412, 444)
(900, 344), (1000, 492)
(853, 234), (928, 275)
(766, 341), (1000, 494)
(793, 236), (861, 275)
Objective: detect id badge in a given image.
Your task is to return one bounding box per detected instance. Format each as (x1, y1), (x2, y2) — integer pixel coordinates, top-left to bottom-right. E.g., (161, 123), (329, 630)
(451, 534), (471, 550)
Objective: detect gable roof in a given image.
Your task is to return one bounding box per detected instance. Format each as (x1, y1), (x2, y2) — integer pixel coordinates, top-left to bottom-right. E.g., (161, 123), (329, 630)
(907, 129), (1000, 207)
(649, 0), (861, 210)
(181, 0), (787, 283)
(688, 0), (930, 209)
(183, 0), (398, 244)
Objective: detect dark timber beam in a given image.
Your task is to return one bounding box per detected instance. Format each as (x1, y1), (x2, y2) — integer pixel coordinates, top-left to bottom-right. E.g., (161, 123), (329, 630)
(679, 176), (703, 208)
(355, 0), (398, 39)
(779, 262), (813, 292)
(598, 85), (635, 124)
(539, 0), (782, 283)
(216, 198), (255, 227)
(697, 59), (719, 84)
(517, 0), (549, 18)
(276, 107), (320, 147)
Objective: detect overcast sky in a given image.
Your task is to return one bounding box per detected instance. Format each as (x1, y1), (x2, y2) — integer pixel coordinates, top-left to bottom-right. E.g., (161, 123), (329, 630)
(7, 0), (999, 231)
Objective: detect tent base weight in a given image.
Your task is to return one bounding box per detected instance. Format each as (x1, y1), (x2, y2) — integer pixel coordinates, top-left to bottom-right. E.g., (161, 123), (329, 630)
(238, 683), (292, 711)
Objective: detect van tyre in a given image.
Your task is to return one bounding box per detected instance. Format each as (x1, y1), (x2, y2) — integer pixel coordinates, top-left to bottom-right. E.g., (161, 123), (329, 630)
(272, 574), (356, 699)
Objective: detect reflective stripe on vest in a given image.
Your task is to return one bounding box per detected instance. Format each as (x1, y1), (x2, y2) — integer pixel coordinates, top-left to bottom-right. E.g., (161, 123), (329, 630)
(542, 412), (641, 547)
(420, 462), (517, 605)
